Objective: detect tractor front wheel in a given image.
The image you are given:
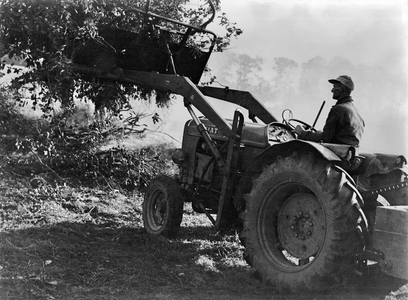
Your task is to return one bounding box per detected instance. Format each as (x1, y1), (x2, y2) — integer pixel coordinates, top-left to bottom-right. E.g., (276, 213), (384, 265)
(143, 175), (184, 237)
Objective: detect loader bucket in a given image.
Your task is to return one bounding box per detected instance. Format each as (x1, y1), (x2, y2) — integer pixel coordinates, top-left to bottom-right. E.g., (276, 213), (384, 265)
(72, 1), (217, 84)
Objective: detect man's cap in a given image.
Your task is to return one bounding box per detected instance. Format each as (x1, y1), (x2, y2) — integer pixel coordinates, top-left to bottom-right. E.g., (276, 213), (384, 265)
(328, 75), (354, 90)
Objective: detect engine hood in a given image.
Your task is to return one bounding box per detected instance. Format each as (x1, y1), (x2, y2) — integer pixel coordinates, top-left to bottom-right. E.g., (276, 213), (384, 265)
(185, 117), (269, 148)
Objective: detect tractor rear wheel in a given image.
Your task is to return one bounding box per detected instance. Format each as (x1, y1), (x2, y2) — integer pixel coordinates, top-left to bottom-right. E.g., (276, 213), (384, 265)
(143, 175), (184, 237)
(240, 151), (362, 293)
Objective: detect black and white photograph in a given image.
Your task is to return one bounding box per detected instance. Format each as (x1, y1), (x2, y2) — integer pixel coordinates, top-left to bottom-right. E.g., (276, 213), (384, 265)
(1, 0), (407, 299)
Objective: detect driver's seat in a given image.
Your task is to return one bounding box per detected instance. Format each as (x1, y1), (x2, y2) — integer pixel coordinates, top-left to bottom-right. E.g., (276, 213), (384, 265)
(321, 143), (364, 172)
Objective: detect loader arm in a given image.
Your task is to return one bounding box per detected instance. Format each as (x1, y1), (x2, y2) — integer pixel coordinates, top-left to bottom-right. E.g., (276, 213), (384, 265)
(73, 64), (233, 137)
(198, 86), (278, 124)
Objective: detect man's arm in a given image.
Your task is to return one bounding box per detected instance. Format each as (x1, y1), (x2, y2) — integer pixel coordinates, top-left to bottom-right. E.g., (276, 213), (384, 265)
(295, 108), (341, 143)
(320, 108), (341, 142)
(298, 128), (323, 142)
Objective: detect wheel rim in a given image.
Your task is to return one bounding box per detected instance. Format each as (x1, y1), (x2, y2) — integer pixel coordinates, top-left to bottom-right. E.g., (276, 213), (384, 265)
(278, 193), (325, 259)
(147, 188), (169, 231)
(258, 182), (326, 271)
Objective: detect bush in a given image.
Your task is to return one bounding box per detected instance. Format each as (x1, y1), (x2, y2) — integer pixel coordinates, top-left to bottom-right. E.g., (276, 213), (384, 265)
(0, 88), (173, 191)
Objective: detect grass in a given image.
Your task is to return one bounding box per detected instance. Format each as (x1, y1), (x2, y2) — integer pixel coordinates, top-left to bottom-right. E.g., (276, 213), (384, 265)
(1, 172), (407, 300)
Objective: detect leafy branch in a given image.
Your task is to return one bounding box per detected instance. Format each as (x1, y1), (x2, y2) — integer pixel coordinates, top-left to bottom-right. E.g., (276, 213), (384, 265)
(0, 0), (242, 116)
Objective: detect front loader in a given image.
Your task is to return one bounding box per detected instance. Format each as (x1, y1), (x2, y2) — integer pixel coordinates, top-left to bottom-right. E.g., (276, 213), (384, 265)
(72, 0), (408, 293)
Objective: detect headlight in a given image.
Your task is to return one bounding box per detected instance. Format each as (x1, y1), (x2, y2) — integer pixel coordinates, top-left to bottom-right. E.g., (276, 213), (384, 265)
(172, 148), (186, 165)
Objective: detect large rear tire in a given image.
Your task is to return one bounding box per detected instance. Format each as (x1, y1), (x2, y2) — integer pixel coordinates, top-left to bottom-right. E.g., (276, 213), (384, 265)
(143, 175), (184, 237)
(240, 151), (362, 293)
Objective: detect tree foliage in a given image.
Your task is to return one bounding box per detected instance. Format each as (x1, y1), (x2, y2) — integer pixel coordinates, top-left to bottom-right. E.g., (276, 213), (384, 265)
(214, 53), (271, 101)
(0, 0), (242, 116)
(0, 85), (172, 191)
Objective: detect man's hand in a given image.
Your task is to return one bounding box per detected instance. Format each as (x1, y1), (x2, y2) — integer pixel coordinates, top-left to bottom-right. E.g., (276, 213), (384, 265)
(294, 125), (305, 136)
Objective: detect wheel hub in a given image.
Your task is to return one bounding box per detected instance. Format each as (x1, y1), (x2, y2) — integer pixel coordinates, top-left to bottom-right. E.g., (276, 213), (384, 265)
(152, 195), (167, 226)
(277, 193), (325, 259)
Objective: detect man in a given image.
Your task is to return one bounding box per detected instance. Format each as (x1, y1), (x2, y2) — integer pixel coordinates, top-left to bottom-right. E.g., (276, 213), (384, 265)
(294, 75), (365, 147)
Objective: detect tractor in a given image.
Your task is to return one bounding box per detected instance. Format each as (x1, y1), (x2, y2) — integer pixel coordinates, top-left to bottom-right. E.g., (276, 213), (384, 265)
(143, 87), (408, 292)
(72, 0), (408, 293)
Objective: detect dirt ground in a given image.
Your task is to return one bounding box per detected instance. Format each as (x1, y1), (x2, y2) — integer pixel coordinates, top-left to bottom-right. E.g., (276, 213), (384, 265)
(0, 169), (407, 300)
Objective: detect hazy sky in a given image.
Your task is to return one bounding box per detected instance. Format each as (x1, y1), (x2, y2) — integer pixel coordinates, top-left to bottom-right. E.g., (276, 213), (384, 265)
(3, 0), (406, 155)
(159, 0), (408, 155)
(216, 0), (407, 75)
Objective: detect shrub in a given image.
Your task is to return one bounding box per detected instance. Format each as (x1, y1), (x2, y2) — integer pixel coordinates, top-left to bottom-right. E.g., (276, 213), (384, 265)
(0, 88), (174, 191)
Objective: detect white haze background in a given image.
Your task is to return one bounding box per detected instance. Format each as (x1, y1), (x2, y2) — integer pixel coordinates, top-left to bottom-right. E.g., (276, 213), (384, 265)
(1, 0), (406, 155)
(157, 0), (408, 155)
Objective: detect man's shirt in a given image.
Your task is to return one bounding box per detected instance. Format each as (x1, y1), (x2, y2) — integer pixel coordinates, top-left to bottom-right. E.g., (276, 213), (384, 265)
(300, 96), (365, 146)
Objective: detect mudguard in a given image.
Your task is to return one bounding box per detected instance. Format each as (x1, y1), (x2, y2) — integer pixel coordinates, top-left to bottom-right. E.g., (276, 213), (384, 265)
(267, 140), (342, 162)
(233, 140), (343, 210)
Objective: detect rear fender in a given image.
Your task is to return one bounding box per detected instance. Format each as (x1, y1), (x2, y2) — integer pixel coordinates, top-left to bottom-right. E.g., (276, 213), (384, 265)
(233, 140), (342, 210)
(267, 140), (342, 162)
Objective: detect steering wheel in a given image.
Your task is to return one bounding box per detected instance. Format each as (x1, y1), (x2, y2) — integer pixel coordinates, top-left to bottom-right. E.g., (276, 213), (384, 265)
(287, 118), (317, 132)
